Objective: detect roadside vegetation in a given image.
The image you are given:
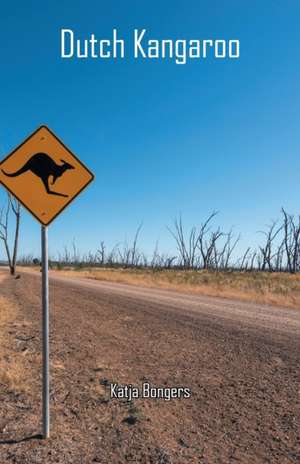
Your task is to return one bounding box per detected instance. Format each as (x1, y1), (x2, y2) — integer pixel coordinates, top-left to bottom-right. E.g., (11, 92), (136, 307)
(21, 266), (299, 308)
(18, 209), (300, 273)
(0, 193), (21, 275)
(0, 274), (29, 395)
(15, 210), (300, 308)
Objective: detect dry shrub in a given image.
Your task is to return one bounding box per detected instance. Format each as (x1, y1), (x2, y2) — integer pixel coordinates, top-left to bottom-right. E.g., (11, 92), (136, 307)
(0, 291), (30, 394)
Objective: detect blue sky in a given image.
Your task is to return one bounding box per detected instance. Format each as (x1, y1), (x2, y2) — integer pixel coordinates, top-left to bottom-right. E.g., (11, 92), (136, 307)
(0, 0), (299, 260)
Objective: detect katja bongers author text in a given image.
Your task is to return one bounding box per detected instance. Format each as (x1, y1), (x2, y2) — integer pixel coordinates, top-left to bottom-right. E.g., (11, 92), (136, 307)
(60, 29), (240, 65)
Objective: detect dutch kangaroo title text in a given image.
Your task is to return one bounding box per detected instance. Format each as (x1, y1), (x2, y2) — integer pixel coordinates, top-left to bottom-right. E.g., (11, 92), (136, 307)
(60, 29), (240, 65)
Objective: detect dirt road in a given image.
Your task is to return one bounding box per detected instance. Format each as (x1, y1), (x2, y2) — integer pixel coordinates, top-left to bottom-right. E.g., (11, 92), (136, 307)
(0, 270), (299, 463)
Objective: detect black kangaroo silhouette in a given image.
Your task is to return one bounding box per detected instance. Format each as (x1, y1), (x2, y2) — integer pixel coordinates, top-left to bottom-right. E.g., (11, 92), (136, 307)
(2, 153), (74, 198)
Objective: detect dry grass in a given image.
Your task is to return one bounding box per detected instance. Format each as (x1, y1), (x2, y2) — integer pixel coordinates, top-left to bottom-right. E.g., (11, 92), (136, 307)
(0, 276), (30, 394)
(34, 267), (300, 309)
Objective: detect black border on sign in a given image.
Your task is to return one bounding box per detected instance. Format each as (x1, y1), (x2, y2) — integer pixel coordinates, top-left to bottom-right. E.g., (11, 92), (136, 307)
(0, 125), (95, 226)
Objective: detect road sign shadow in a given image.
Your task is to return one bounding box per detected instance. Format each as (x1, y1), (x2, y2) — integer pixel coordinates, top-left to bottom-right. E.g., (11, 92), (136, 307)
(0, 433), (43, 445)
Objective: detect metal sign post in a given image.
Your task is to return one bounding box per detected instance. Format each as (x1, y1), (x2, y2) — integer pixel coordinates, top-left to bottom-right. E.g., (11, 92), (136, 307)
(41, 225), (50, 439)
(0, 125), (94, 439)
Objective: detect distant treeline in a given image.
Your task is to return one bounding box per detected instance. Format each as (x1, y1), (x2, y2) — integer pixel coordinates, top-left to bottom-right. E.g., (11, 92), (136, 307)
(18, 209), (300, 273)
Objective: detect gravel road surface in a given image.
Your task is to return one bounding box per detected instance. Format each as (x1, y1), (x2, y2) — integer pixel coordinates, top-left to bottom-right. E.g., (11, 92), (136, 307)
(0, 270), (299, 463)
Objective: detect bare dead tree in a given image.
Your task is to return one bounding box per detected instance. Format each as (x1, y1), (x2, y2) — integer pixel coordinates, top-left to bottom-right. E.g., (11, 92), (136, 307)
(196, 211), (219, 269)
(106, 244), (119, 266)
(97, 241), (106, 265)
(167, 215), (198, 268)
(274, 240), (285, 272)
(258, 221), (283, 272)
(72, 239), (79, 264)
(249, 251), (257, 271)
(199, 228), (223, 269)
(131, 222), (143, 266)
(85, 251), (96, 265)
(239, 247), (251, 271)
(282, 209), (292, 272)
(290, 216), (300, 273)
(218, 230), (240, 270)
(115, 223), (144, 268)
(163, 255), (177, 268)
(150, 240), (177, 269)
(281, 208), (300, 273)
(168, 213), (238, 270)
(18, 253), (34, 265)
(150, 240), (160, 268)
(207, 228), (224, 269)
(63, 245), (71, 264)
(0, 194), (21, 275)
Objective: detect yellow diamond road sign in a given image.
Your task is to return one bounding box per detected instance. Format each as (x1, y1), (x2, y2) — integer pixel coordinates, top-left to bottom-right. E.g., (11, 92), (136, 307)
(0, 125), (94, 226)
